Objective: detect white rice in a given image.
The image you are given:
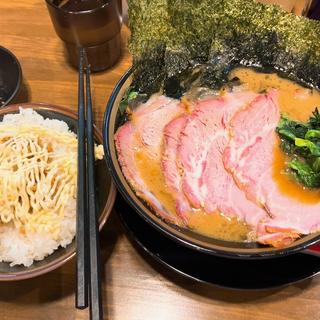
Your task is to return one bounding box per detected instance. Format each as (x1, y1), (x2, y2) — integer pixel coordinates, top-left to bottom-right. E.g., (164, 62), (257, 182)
(0, 108), (77, 267)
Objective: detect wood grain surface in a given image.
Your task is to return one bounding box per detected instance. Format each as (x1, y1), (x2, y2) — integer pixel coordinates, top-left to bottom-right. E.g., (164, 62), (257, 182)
(1, 1), (320, 320)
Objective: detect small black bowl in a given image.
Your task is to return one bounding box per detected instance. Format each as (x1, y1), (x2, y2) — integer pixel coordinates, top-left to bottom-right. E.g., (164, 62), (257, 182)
(0, 46), (22, 107)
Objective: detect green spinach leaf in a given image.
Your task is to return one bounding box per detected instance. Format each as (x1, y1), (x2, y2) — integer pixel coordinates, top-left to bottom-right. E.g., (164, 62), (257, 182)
(276, 108), (320, 188)
(119, 88), (139, 114)
(289, 159), (320, 188)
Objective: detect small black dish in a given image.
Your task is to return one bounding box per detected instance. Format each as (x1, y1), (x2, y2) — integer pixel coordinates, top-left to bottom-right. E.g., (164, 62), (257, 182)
(0, 46), (22, 107)
(116, 194), (320, 290)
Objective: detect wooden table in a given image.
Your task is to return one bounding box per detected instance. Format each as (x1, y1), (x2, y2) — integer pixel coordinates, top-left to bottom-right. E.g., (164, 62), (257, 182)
(1, 1), (320, 319)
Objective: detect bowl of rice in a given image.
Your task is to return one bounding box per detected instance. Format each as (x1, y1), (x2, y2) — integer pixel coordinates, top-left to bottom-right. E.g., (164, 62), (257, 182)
(0, 103), (116, 281)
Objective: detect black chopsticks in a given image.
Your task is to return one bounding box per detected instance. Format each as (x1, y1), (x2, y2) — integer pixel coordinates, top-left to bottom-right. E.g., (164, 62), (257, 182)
(76, 47), (88, 309)
(76, 48), (103, 320)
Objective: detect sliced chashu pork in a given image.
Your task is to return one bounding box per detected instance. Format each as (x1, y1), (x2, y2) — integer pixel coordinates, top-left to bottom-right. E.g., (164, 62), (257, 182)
(224, 91), (320, 246)
(162, 115), (192, 223)
(115, 94), (186, 224)
(174, 91), (267, 227)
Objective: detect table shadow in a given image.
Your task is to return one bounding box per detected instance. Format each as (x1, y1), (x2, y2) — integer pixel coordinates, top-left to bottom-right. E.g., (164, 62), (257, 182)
(122, 223), (317, 304)
(9, 78), (30, 105)
(100, 210), (122, 320)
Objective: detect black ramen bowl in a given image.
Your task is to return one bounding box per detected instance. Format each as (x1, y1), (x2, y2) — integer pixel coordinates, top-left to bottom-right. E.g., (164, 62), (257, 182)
(0, 103), (116, 281)
(0, 46), (22, 107)
(103, 68), (320, 259)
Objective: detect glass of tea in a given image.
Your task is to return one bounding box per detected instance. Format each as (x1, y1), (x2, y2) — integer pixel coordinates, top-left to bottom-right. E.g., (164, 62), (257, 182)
(45, 0), (122, 72)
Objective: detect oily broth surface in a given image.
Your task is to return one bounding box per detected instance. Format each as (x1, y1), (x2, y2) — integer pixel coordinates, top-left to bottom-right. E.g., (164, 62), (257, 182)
(272, 141), (320, 204)
(128, 67), (320, 242)
(230, 68), (320, 122)
(134, 150), (249, 241)
(231, 68), (320, 204)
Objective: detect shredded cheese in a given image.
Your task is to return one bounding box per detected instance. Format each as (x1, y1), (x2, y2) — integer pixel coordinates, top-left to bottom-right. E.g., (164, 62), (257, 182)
(0, 109), (103, 239)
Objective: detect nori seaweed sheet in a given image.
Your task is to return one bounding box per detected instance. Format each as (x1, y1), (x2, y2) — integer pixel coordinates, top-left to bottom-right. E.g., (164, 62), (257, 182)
(128, 0), (320, 95)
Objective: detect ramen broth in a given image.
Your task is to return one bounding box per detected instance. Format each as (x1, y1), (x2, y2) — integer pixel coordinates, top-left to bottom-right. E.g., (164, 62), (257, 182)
(231, 68), (320, 205)
(229, 68), (320, 122)
(272, 142), (320, 204)
(134, 148), (250, 241)
(133, 67), (320, 241)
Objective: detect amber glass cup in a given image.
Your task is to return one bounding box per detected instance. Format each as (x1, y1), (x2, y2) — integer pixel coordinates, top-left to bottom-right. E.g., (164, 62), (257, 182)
(45, 0), (122, 72)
